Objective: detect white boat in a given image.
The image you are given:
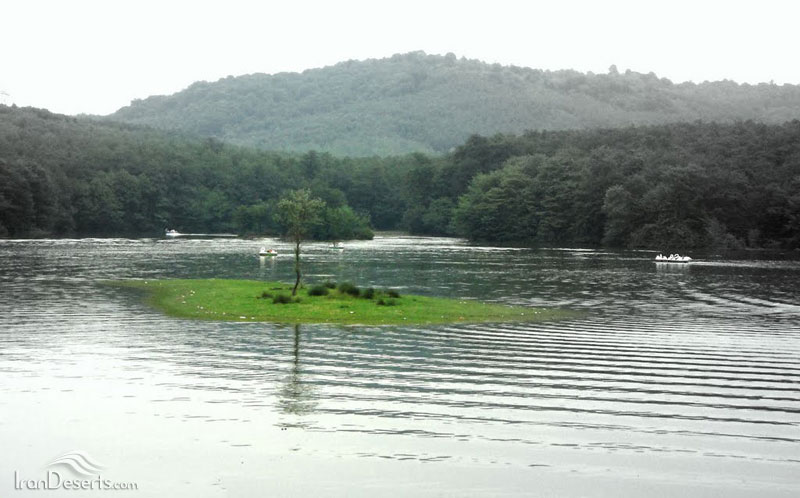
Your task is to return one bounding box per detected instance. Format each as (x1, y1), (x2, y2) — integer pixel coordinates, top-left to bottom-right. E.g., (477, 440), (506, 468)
(259, 247), (278, 257)
(165, 229), (181, 237)
(330, 242), (344, 250)
(655, 253), (692, 263)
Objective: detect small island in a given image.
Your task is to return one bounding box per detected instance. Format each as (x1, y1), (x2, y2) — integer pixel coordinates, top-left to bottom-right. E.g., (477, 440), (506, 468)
(114, 279), (573, 325)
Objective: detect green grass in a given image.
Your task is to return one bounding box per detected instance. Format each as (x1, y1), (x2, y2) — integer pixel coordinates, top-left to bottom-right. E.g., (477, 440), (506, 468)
(110, 279), (575, 325)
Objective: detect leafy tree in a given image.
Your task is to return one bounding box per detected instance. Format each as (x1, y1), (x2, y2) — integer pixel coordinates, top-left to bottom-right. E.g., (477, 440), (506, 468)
(233, 202), (274, 234)
(602, 185), (638, 246)
(314, 205), (373, 241)
(0, 161), (35, 236)
(421, 197), (456, 235)
(275, 189), (326, 296)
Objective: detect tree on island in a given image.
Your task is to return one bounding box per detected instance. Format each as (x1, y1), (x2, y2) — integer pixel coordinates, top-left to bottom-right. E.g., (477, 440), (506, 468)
(276, 189), (326, 296)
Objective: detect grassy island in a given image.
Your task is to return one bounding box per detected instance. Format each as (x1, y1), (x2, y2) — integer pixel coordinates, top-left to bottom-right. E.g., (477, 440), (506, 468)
(114, 279), (572, 325)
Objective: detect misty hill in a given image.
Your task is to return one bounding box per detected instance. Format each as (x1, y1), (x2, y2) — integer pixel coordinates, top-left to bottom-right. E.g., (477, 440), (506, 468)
(108, 52), (800, 155)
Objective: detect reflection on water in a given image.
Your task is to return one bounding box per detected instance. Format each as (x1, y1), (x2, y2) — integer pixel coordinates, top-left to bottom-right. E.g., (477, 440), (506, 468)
(0, 236), (799, 497)
(277, 325), (317, 423)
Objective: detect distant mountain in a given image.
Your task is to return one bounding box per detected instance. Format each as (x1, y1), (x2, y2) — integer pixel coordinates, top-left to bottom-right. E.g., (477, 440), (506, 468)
(108, 51), (800, 156)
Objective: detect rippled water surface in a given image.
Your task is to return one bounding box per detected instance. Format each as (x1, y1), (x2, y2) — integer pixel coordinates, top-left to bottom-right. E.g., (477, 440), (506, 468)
(1, 236), (799, 497)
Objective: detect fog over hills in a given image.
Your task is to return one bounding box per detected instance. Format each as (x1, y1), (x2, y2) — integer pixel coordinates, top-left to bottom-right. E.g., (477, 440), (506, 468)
(109, 51), (800, 156)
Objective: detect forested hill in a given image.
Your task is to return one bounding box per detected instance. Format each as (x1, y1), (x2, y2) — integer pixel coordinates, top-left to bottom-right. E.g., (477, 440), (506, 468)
(109, 52), (800, 156)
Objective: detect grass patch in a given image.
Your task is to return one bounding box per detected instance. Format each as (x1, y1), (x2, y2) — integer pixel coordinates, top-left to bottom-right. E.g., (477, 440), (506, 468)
(110, 279), (576, 325)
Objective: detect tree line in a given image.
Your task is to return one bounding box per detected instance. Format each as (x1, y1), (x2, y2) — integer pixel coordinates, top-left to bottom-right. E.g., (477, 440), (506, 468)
(413, 122), (800, 249)
(1, 104), (799, 249)
(0, 106), (384, 239)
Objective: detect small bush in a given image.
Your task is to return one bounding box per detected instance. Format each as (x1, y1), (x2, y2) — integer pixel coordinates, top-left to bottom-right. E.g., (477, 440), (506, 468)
(323, 280), (337, 289)
(338, 282), (360, 296)
(361, 287), (375, 299)
(272, 294), (293, 304)
(258, 291), (273, 299)
(386, 289), (400, 298)
(376, 298), (386, 306)
(386, 299), (397, 306)
(308, 285), (329, 296)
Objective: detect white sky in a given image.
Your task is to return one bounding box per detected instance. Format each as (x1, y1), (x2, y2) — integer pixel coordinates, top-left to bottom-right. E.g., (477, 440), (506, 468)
(1, 0), (799, 115)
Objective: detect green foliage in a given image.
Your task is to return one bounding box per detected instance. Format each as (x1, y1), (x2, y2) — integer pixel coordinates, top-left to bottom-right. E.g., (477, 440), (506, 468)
(0, 105), (385, 238)
(313, 205), (374, 240)
(272, 294), (293, 304)
(308, 285), (330, 296)
(276, 188), (327, 295)
(449, 122), (800, 249)
(2, 104), (800, 249)
(233, 202), (276, 235)
(417, 197), (456, 235)
(361, 287), (375, 299)
(275, 189), (326, 240)
(337, 282), (360, 296)
(109, 52), (800, 156)
(453, 160), (540, 242)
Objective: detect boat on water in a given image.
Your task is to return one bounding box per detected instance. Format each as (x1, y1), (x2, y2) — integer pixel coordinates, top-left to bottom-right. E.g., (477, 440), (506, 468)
(259, 247), (278, 257)
(165, 229), (237, 238)
(655, 253), (692, 263)
(330, 242), (344, 250)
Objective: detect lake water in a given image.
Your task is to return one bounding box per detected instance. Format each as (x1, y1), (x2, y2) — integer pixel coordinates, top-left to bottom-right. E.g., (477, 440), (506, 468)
(1, 236), (799, 497)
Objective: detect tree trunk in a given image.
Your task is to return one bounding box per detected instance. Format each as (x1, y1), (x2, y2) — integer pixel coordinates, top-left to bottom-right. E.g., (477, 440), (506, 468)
(292, 238), (301, 296)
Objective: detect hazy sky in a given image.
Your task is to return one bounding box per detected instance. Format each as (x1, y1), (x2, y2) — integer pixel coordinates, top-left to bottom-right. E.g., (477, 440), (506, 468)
(2, 0), (799, 115)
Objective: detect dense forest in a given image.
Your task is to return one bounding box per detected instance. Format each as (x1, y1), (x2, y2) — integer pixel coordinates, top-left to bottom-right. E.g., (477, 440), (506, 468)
(1, 105), (799, 249)
(429, 124), (800, 249)
(0, 105), (383, 239)
(109, 52), (800, 156)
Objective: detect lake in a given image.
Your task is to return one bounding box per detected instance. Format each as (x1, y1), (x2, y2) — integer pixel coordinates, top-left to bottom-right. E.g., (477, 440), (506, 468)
(1, 235), (799, 497)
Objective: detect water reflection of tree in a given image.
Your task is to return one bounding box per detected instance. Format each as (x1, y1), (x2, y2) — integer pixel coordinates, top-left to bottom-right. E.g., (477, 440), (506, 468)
(277, 324), (317, 425)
